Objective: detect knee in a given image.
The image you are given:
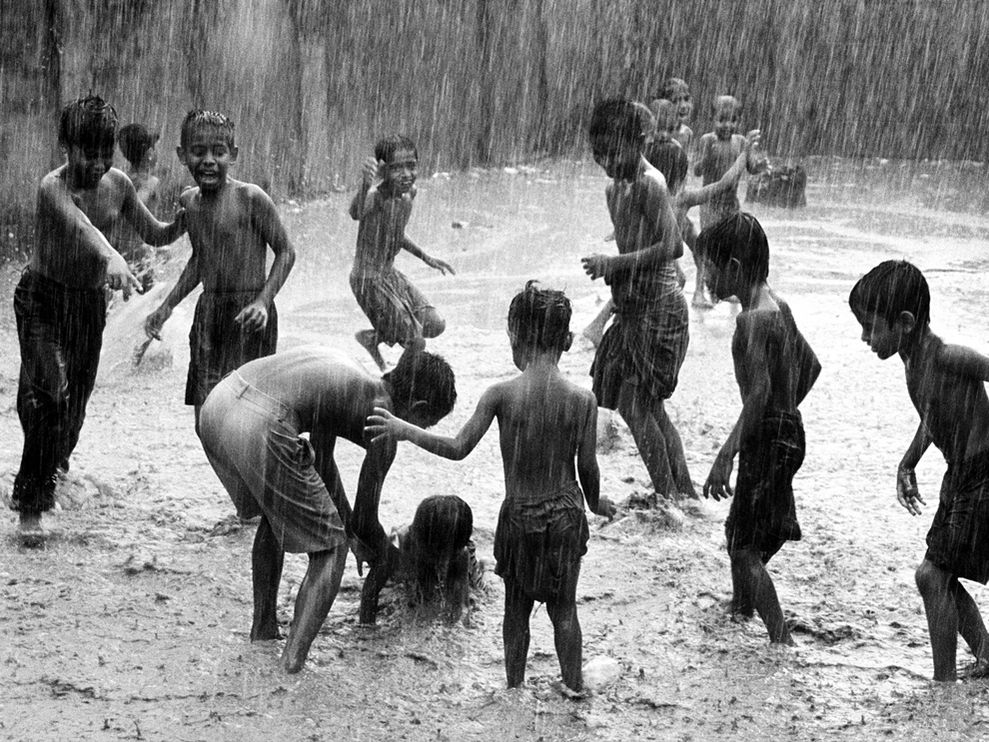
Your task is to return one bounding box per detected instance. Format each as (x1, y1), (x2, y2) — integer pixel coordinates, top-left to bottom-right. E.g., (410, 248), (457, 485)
(915, 559), (949, 596)
(421, 313), (445, 339)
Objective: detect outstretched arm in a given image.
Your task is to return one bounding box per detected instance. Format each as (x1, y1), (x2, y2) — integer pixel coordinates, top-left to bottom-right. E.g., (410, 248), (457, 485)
(144, 252), (201, 339)
(678, 150), (748, 209)
(401, 235), (455, 275)
(121, 175), (185, 246)
(365, 386), (500, 459)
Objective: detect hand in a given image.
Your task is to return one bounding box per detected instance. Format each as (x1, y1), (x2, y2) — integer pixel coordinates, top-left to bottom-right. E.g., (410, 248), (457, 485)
(593, 496), (618, 521)
(581, 254), (611, 281)
(426, 256), (456, 276)
(361, 156), (381, 186)
(106, 251), (141, 300)
(144, 305), (172, 340)
(703, 453), (734, 501)
(364, 406), (409, 444)
(234, 300), (269, 332)
(896, 466), (925, 516)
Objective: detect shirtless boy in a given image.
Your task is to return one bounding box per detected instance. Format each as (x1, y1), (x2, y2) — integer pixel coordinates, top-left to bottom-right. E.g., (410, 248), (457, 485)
(851, 260), (989, 681)
(12, 95), (184, 542)
(198, 345), (456, 672)
(113, 122), (161, 292)
(348, 135), (454, 370)
(700, 213), (821, 644)
(367, 281), (616, 693)
(145, 110), (295, 427)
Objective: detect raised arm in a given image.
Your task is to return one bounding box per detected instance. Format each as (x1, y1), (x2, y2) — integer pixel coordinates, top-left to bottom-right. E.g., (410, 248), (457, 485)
(348, 157), (379, 220)
(365, 386), (500, 460)
(678, 150), (748, 209)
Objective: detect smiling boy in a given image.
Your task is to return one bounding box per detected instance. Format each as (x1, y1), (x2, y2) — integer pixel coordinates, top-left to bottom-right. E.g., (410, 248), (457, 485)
(145, 110), (296, 430)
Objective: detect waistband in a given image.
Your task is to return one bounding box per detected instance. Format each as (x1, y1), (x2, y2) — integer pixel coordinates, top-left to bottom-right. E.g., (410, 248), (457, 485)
(19, 267), (107, 295)
(223, 371), (298, 428)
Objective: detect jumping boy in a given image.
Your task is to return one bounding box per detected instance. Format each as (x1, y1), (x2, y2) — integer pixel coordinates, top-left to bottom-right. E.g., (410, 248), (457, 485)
(348, 135), (455, 371)
(366, 282), (615, 693)
(850, 260), (989, 681)
(114, 122), (161, 293)
(583, 98), (694, 499)
(699, 213), (820, 645)
(694, 95), (765, 231)
(12, 95), (184, 542)
(144, 110), (295, 429)
(198, 345), (457, 672)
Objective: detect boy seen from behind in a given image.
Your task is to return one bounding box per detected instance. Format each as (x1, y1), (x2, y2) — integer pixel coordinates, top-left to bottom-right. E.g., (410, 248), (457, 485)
(366, 281), (616, 694)
(850, 260), (989, 681)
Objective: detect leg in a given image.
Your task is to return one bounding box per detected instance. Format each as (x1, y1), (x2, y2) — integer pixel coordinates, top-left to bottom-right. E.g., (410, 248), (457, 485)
(251, 516), (284, 641)
(282, 544), (347, 673)
(730, 547), (793, 644)
(545, 563), (584, 693)
(915, 559), (960, 681)
(653, 402), (695, 496)
(616, 384), (675, 496)
(417, 307), (446, 339)
(581, 299), (613, 347)
(355, 329), (387, 371)
(358, 539), (400, 624)
(59, 292), (105, 469)
(503, 578), (535, 688)
(952, 580), (989, 665)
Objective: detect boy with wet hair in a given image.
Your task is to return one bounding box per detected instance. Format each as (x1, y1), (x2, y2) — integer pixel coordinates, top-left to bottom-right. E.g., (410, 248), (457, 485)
(699, 212), (820, 645)
(583, 98), (695, 500)
(12, 94), (184, 542)
(145, 110), (296, 431)
(694, 95), (765, 231)
(850, 260), (989, 681)
(659, 77), (694, 153)
(114, 123), (161, 292)
(348, 134), (455, 370)
(366, 281), (616, 693)
(198, 345), (456, 672)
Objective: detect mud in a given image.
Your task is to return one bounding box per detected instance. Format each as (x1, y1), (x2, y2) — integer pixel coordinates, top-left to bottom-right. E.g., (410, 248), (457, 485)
(2, 158), (989, 741)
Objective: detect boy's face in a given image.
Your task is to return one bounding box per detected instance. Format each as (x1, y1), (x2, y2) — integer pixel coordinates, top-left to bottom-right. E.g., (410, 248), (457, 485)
(590, 132), (641, 181)
(854, 310), (910, 360)
(669, 86), (693, 125)
(382, 148), (417, 194)
(714, 106), (740, 141)
(178, 128), (238, 192)
(65, 142), (115, 189)
(704, 257), (740, 301)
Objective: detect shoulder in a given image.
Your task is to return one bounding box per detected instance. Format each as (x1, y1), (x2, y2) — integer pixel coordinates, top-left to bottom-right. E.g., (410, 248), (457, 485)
(179, 185), (199, 207)
(735, 306), (782, 340)
(38, 167), (66, 193)
(235, 180), (274, 206)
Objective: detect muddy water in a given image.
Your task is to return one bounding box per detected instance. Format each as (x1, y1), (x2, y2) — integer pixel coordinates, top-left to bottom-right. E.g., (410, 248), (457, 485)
(2, 159), (989, 741)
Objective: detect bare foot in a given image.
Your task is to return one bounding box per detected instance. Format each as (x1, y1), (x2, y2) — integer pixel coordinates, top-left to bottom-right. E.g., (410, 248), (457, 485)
(282, 643), (308, 674)
(18, 512), (45, 548)
(959, 658), (989, 680)
(250, 622), (282, 641)
(355, 330), (386, 371)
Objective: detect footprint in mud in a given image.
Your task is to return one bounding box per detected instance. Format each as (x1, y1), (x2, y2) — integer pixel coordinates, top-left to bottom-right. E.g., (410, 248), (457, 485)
(786, 614), (862, 645)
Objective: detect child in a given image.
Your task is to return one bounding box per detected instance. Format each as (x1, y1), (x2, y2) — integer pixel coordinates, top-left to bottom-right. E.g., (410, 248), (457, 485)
(659, 77), (694, 153)
(366, 281), (616, 693)
(12, 95), (184, 542)
(198, 345), (457, 672)
(144, 110), (296, 429)
(583, 98), (694, 499)
(850, 260), (989, 681)
(114, 123), (161, 293)
(694, 95), (765, 231)
(348, 135), (455, 370)
(699, 213), (820, 644)
(649, 98), (679, 145)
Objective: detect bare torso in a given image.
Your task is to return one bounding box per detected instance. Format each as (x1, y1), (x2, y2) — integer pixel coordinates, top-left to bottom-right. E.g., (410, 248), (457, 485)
(353, 185), (414, 276)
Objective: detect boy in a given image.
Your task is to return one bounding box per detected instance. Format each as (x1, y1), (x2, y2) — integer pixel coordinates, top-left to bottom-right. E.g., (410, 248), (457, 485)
(699, 213), (820, 645)
(198, 345), (457, 672)
(694, 95), (765, 230)
(348, 135), (455, 370)
(583, 98), (694, 499)
(113, 123), (161, 293)
(12, 95), (184, 542)
(659, 77), (694, 153)
(144, 110), (295, 429)
(850, 260), (989, 681)
(366, 281), (616, 693)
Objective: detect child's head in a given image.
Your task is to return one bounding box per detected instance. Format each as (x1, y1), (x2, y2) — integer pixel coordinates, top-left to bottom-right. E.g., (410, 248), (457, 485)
(177, 110), (238, 192)
(659, 77), (692, 127)
(409, 495), (473, 562)
(849, 261), (931, 358)
(588, 98), (653, 181)
(118, 123), (159, 169)
(58, 95), (118, 188)
(649, 139), (688, 194)
(696, 212), (769, 299)
(649, 99), (678, 142)
(385, 349), (457, 428)
(374, 135), (418, 195)
(713, 95), (742, 141)
(507, 280), (573, 364)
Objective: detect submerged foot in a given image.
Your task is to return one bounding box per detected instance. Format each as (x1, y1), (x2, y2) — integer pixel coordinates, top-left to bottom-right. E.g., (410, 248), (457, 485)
(18, 512), (46, 548)
(251, 622), (283, 642)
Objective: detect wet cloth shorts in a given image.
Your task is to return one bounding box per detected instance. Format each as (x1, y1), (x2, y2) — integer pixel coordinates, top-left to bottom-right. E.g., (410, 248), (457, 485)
(198, 371), (347, 554)
(925, 451), (989, 584)
(350, 268), (431, 346)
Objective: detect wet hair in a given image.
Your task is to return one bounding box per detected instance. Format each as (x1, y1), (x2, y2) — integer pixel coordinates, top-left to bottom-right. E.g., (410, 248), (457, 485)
(650, 98), (678, 132)
(713, 95), (742, 116)
(385, 349), (456, 422)
(180, 110), (235, 148)
(696, 212), (769, 284)
(410, 495), (473, 558)
(588, 98), (654, 147)
(374, 134), (418, 165)
(647, 139), (688, 194)
(118, 123), (159, 166)
(58, 95), (118, 150)
(849, 260), (931, 330)
(659, 77), (690, 100)
(508, 280), (572, 352)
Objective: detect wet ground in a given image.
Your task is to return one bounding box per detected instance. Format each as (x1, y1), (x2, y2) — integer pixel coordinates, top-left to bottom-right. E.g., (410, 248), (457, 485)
(2, 157), (989, 741)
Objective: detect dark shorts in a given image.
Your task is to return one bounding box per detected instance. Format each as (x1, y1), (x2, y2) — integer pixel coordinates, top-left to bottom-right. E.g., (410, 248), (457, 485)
(350, 268), (431, 346)
(494, 482), (589, 603)
(925, 452), (989, 584)
(725, 411), (805, 562)
(186, 292), (278, 406)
